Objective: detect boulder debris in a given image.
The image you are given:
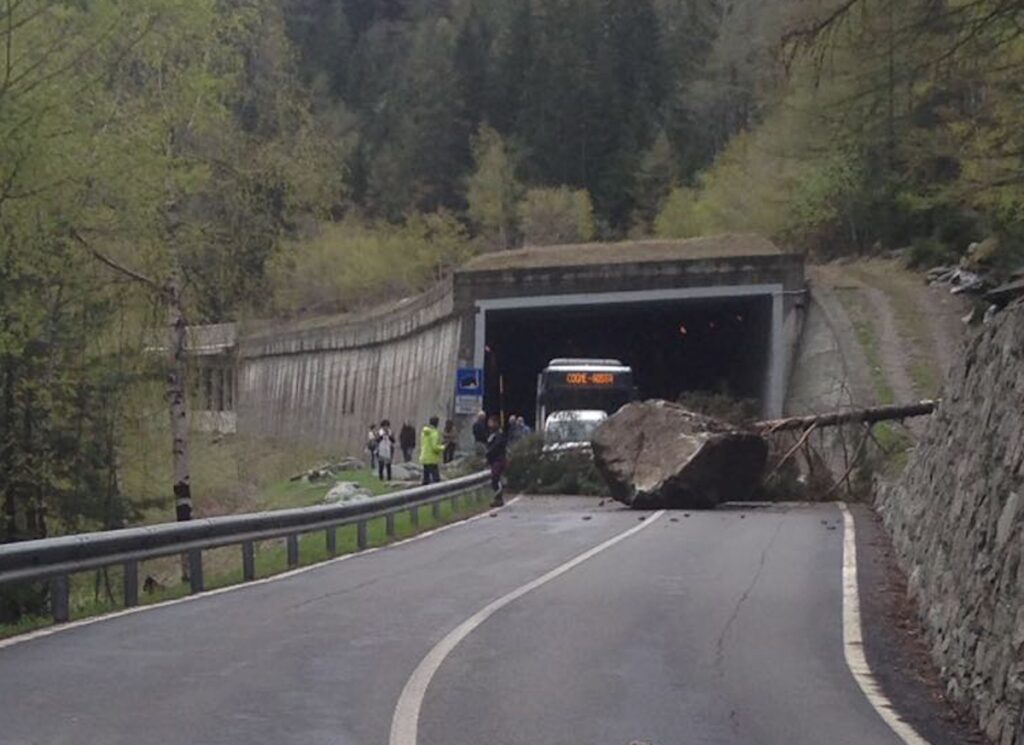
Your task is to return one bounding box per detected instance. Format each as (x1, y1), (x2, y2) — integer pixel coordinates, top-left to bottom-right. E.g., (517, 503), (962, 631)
(592, 400), (768, 510)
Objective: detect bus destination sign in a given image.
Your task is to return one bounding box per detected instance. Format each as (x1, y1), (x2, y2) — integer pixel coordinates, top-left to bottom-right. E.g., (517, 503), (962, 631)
(565, 372), (616, 386)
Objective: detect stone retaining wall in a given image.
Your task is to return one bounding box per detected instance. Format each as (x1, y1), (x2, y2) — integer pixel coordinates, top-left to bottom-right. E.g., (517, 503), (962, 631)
(879, 303), (1024, 744)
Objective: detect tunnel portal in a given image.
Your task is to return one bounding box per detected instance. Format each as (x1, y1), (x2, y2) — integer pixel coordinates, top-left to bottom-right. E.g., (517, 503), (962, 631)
(483, 296), (772, 427)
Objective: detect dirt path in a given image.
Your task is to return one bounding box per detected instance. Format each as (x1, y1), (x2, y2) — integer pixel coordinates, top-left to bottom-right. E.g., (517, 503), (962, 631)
(809, 259), (968, 409)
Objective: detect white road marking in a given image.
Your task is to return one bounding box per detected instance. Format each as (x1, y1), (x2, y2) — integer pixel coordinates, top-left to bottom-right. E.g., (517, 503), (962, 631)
(0, 496), (520, 651)
(839, 502), (931, 745)
(389, 510), (666, 745)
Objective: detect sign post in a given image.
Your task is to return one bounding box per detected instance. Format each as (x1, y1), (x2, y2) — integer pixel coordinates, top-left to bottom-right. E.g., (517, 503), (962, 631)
(455, 368), (484, 415)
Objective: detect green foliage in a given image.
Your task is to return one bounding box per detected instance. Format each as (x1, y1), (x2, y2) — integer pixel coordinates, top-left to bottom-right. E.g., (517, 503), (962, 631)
(505, 435), (609, 497)
(270, 213), (475, 316)
(655, 0), (1024, 259)
(519, 187), (596, 246)
(466, 124), (523, 250)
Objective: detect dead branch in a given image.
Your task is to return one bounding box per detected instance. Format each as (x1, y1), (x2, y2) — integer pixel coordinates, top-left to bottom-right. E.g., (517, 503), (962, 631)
(757, 401), (938, 434)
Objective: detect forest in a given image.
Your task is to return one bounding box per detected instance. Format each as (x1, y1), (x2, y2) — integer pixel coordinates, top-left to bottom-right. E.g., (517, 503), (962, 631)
(2, 0), (1023, 564)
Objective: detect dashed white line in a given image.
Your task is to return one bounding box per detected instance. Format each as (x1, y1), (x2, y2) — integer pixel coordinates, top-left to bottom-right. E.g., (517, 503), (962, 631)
(839, 502), (931, 745)
(388, 510), (666, 745)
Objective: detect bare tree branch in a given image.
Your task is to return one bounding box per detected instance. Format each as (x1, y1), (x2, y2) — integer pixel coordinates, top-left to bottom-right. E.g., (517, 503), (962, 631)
(68, 227), (162, 292)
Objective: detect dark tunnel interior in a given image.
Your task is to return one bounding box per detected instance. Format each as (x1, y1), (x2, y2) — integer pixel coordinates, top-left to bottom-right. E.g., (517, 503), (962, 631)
(483, 296), (772, 427)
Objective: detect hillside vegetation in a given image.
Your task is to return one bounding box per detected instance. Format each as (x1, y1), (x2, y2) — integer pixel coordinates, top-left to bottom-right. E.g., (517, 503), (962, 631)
(3, 0), (1023, 559)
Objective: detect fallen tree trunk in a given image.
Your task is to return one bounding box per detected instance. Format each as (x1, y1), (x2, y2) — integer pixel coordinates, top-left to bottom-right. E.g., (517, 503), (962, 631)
(756, 400), (938, 434)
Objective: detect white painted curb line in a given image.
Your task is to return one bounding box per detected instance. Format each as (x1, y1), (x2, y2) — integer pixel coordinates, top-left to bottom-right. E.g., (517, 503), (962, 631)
(839, 502), (931, 745)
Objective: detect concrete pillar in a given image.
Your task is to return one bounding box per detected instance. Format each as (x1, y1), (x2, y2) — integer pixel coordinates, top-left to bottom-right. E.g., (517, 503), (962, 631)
(764, 290), (786, 418)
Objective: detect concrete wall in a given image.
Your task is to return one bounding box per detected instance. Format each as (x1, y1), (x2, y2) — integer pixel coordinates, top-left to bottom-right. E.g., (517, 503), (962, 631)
(879, 303), (1024, 744)
(236, 283), (461, 456)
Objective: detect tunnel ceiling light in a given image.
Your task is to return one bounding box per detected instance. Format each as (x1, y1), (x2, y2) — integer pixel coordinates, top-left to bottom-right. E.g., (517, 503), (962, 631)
(679, 323), (688, 336)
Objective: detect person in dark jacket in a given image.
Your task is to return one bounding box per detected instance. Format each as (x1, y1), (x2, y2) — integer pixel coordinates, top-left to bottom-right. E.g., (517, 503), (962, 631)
(399, 422), (416, 463)
(442, 419), (458, 464)
(472, 411), (488, 453)
(485, 415), (508, 506)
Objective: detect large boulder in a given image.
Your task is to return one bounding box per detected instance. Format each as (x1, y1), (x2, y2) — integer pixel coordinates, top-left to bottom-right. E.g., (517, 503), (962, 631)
(592, 400), (768, 509)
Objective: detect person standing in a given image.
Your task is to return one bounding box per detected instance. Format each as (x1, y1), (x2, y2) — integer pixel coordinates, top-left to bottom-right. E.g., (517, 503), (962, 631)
(517, 415), (532, 436)
(507, 414), (525, 445)
(443, 419), (457, 464)
(377, 420), (395, 481)
(472, 411), (488, 454)
(366, 424), (379, 471)
(420, 416), (445, 485)
(399, 421), (416, 463)
(485, 415), (508, 507)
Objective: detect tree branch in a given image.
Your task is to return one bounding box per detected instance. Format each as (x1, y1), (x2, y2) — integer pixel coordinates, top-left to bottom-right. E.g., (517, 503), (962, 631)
(68, 227), (163, 293)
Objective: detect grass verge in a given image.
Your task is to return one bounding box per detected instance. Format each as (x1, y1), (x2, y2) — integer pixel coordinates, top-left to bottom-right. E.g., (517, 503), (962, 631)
(836, 287), (895, 405)
(0, 488), (492, 641)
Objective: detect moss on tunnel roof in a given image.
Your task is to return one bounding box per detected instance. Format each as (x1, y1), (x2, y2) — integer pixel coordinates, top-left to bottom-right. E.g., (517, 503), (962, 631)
(458, 234), (789, 273)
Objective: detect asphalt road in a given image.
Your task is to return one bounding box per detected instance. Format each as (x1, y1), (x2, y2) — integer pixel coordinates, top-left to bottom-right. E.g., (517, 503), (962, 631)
(0, 498), (935, 745)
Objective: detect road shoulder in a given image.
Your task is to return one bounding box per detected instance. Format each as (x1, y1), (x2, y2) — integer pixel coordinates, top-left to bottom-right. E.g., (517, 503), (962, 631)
(852, 502), (986, 745)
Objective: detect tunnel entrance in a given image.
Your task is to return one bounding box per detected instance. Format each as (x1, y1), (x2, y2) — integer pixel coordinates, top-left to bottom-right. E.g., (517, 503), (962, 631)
(481, 296), (773, 427)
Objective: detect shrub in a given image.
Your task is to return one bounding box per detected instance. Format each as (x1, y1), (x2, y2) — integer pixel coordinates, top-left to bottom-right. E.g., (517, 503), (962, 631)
(505, 435), (610, 497)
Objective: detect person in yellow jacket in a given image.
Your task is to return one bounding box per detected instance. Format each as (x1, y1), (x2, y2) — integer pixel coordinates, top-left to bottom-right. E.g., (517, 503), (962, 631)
(420, 416), (445, 485)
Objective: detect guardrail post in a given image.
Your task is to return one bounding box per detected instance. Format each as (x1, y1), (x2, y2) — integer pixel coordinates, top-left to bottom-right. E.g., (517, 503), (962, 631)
(385, 512), (396, 539)
(242, 541), (255, 581)
(410, 505), (419, 528)
(287, 535), (299, 569)
(123, 560), (139, 608)
(450, 494), (458, 513)
(188, 550), (204, 594)
(326, 527), (337, 556)
(357, 520), (368, 550)
(51, 575), (70, 623)
(432, 500), (442, 521)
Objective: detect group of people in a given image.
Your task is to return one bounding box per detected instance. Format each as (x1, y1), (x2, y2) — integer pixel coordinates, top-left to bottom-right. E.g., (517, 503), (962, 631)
(470, 411), (533, 507)
(365, 417), (460, 484)
(365, 411), (521, 507)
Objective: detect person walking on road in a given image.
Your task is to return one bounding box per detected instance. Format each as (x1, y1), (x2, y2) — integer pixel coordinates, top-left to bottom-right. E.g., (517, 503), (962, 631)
(399, 421), (416, 463)
(472, 410), (488, 454)
(377, 420), (395, 482)
(366, 424), (379, 471)
(420, 416), (445, 485)
(485, 415), (508, 507)
(443, 419), (457, 464)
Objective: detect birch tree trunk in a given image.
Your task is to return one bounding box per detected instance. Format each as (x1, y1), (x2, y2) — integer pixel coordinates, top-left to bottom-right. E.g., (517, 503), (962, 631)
(166, 271), (192, 523)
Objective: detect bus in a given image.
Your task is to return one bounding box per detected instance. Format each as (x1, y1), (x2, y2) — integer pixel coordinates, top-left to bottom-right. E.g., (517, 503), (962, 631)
(535, 358), (637, 432)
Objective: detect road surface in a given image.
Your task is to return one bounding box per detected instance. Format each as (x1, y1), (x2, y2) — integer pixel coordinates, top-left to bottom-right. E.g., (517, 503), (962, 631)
(0, 498), (940, 745)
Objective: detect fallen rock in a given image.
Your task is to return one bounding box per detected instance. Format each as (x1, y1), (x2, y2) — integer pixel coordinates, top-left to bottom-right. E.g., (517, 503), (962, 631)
(324, 481), (374, 504)
(592, 400), (768, 510)
(391, 462), (423, 482)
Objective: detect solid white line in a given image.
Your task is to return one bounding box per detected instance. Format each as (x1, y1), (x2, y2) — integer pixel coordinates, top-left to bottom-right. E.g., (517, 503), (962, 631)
(839, 502), (931, 745)
(388, 510), (666, 745)
(0, 496), (520, 652)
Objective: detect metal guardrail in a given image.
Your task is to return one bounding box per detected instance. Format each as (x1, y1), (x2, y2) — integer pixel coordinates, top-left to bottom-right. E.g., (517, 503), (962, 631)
(0, 471), (491, 624)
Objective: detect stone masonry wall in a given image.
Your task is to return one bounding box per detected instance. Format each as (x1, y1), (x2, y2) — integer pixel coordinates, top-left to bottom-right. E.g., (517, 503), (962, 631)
(879, 303), (1024, 744)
